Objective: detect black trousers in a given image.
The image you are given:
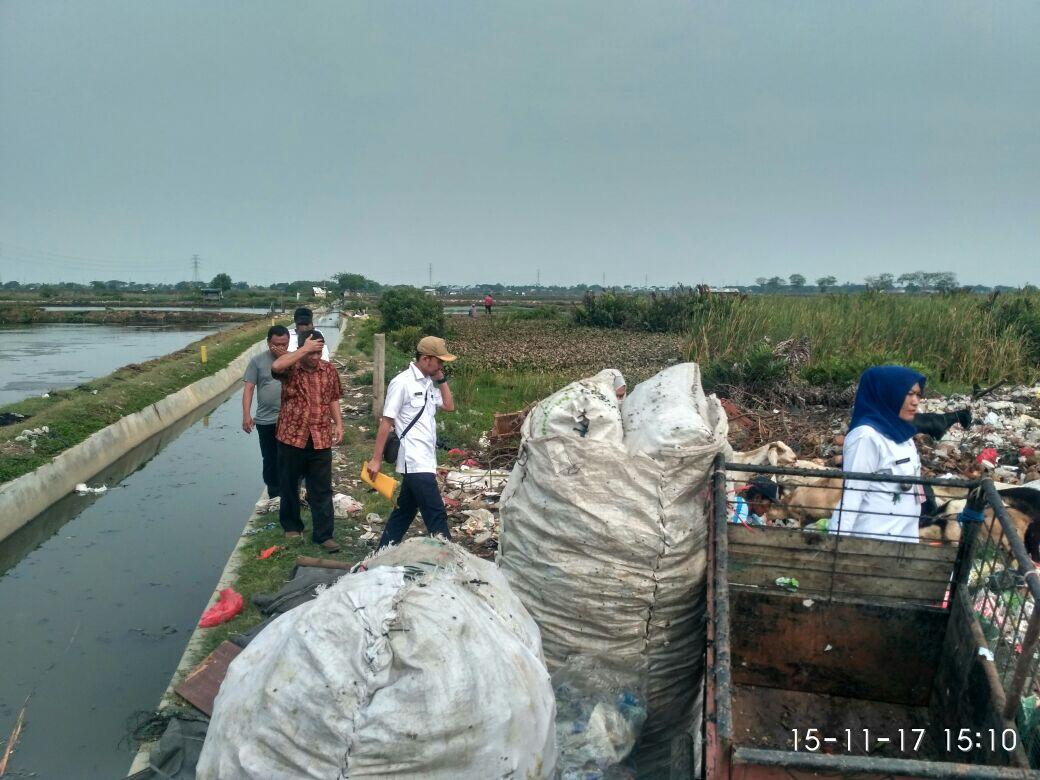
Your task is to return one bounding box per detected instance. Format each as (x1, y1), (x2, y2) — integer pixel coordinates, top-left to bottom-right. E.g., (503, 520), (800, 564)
(378, 472), (451, 549)
(277, 439), (334, 543)
(255, 423), (280, 498)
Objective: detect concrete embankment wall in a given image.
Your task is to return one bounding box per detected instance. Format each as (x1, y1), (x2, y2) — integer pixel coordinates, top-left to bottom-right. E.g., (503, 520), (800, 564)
(0, 339), (267, 543)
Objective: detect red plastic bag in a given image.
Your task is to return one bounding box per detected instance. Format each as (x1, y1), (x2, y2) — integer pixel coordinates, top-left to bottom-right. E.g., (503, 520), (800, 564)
(199, 588), (244, 628)
(977, 447), (999, 465)
(258, 545), (280, 560)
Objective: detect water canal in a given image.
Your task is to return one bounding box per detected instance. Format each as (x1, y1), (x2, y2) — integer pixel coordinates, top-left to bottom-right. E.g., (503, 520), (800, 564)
(0, 315), (340, 778)
(0, 322), (235, 407)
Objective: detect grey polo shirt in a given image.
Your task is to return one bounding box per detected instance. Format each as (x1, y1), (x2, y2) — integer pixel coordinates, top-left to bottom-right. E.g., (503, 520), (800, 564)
(243, 350), (282, 425)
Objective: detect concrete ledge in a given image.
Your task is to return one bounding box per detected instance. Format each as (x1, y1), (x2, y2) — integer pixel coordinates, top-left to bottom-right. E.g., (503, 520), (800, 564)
(0, 338), (267, 543)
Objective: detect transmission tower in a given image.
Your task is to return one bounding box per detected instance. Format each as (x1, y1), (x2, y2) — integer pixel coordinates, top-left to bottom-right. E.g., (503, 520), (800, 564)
(191, 254), (201, 285)
(428, 263), (433, 287)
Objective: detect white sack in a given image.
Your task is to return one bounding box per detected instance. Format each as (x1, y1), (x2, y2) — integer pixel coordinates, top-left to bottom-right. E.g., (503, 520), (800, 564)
(198, 538), (555, 780)
(520, 369), (623, 444)
(499, 363), (727, 775)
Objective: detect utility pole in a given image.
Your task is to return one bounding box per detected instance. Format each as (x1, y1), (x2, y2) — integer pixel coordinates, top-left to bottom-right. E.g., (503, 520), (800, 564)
(536, 268), (540, 288)
(602, 272), (606, 289)
(428, 263), (433, 288)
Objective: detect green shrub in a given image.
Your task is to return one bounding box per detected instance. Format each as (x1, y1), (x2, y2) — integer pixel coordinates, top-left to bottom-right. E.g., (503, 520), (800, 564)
(389, 325), (423, 353)
(702, 344), (790, 391)
(376, 287), (445, 335)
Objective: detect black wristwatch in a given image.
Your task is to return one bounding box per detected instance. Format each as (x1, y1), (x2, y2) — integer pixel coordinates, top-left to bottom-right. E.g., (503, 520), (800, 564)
(434, 377), (448, 386)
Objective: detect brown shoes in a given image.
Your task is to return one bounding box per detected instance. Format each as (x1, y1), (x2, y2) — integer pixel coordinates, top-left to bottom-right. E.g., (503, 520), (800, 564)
(319, 539), (341, 553)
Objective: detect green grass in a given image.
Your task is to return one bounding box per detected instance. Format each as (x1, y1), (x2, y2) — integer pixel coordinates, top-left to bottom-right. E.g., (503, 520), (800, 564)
(680, 293), (1033, 386)
(576, 290), (1040, 386)
(0, 319), (285, 482)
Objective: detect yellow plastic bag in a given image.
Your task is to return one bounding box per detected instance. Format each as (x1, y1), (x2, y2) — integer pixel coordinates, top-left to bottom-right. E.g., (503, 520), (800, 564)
(361, 465), (397, 502)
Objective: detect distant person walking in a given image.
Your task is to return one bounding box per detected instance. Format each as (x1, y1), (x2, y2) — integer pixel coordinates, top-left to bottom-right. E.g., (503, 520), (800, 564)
(368, 336), (457, 549)
(241, 325), (290, 499)
(272, 330), (344, 552)
(469, 302), (477, 318)
(287, 307), (330, 361)
(483, 293), (494, 315)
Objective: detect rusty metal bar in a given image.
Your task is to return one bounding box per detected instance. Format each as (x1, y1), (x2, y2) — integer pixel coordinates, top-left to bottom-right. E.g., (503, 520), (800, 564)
(983, 479), (1040, 605)
(726, 461), (978, 488)
(733, 746), (1033, 778)
(711, 454), (734, 747)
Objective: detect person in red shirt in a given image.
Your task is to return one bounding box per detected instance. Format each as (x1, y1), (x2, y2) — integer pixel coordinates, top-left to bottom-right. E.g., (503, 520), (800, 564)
(483, 293), (494, 315)
(271, 330), (344, 551)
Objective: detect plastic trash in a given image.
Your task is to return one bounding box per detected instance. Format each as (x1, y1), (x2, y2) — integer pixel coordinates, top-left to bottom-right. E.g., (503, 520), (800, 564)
(199, 588), (244, 628)
(332, 493), (362, 517)
(257, 545), (280, 560)
(977, 447), (999, 465)
(775, 577), (799, 592)
(74, 483), (108, 495)
(552, 655), (647, 780)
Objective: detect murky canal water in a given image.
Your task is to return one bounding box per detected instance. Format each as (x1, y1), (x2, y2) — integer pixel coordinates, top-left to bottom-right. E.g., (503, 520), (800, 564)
(0, 323), (233, 407)
(0, 316), (340, 778)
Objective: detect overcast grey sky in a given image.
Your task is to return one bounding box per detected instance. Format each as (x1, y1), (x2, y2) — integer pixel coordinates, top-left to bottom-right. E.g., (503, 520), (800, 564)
(1, 1), (1037, 287)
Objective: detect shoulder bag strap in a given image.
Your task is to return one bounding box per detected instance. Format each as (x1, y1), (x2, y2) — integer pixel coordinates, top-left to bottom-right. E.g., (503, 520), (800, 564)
(399, 386), (430, 441)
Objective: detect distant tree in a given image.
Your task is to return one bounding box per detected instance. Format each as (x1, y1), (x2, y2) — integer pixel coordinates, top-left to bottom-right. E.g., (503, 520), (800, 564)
(232, 281), (249, 290)
(864, 273), (894, 291)
(333, 272), (381, 295)
(755, 277), (768, 289)
(933, 271), (958, 292)
(38, 284), (55, 299)
(897, 271), (924, 292)
(210, 273), (233, 291)
(90, 280), (106, 291)
(788, 273), (806, 289)
(816, 275), (837, 292)
(105, 279), (125, 290)
(174, 280), (193, 291)
(766, 276), (787, 292)
(377, 287), (445, 335)
(3, 281), (20, 290)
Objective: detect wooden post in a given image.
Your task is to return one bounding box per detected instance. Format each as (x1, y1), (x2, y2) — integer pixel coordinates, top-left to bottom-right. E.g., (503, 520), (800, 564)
(373, 333), (385, 418)
(200, 344), (208, 363)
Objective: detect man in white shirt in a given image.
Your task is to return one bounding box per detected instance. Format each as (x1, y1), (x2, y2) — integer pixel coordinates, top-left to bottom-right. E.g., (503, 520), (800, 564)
(367, 336), (456, 548)
(287, 307), (330, 362)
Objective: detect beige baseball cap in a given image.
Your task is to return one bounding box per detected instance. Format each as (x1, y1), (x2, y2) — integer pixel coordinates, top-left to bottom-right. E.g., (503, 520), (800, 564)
(416, 336), (456, 361)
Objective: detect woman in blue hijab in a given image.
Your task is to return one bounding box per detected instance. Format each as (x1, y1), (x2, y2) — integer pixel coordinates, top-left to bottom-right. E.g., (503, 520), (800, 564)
(829, 366), (925, 541)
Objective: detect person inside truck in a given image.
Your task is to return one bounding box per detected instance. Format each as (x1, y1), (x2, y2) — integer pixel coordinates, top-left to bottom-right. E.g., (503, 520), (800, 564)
(731, 477), (780, 527)
(829, 365), (925, 542)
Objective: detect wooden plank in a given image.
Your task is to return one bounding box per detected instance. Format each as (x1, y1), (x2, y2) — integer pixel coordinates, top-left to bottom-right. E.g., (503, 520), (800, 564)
(728, 524), (957, 563)
(729, 589), (948, 705)
(727, 525), (957, 602)
(729, 564), (949, 603)
(729, 541), (955, 580)
(174, 640), (242, 717)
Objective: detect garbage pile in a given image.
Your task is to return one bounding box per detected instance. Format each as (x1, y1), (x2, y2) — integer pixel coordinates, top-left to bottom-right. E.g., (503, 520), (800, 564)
(553, 655), (648, 780)
(499, 365), (728, 774)
(197, 538), (556, 779)
(916, 385), (1040, 484)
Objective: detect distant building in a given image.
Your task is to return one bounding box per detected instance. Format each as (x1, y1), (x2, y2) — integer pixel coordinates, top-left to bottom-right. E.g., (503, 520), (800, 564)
(422, 288), (437, 296)
(201, 287), (223, 300)
(312, 286), (328, 299)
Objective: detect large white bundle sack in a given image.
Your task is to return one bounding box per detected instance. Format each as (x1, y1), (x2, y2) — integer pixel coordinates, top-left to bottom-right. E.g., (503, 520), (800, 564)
(198, 538), (556, 779)
(498, 363), (727, 774)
